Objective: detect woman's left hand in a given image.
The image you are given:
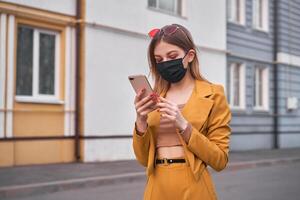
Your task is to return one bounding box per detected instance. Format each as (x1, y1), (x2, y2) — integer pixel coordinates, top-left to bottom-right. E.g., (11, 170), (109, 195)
(157, 96), (188, 131)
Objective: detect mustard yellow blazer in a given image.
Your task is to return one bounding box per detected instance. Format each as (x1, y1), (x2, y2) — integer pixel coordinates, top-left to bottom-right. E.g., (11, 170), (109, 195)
(132, 79), (231, 184)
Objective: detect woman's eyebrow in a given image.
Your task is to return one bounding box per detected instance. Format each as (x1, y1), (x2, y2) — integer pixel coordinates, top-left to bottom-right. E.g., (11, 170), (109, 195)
(154, 50), (179, 57)
(166, 50), (179, 55)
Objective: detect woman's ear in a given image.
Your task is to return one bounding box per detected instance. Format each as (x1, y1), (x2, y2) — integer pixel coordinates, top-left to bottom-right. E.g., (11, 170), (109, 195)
(187, 49), (196, 63)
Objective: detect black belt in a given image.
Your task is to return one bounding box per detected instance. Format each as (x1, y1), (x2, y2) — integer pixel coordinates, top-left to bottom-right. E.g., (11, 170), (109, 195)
(155, 158), (186, 165)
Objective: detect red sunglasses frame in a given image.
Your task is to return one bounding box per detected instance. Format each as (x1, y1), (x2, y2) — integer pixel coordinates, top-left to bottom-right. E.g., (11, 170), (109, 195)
(148, 25), (180, 39)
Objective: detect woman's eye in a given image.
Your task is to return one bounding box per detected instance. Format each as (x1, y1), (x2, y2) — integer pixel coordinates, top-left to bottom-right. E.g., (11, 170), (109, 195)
(156, 59), (162, 63)
(169, 55), (178, 59)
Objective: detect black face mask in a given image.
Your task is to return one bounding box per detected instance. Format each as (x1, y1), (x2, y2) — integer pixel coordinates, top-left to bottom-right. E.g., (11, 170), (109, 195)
(156, 53), (188, 83)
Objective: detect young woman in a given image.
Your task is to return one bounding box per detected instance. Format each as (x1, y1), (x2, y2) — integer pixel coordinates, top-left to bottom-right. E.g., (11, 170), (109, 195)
(132, 24), (231, 200)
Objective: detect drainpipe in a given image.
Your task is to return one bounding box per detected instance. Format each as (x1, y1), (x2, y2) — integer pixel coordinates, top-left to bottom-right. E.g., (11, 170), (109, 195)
(273, 0), (279, 149)
(75, 0), (85, 161)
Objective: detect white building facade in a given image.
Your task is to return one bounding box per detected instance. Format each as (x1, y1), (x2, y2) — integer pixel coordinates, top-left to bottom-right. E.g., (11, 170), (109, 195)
(83, 0), (227, 162)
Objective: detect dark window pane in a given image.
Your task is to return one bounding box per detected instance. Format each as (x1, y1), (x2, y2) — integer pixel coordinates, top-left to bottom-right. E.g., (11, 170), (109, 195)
(233, 64), (240, 106)
(259, 0), (263, 28)
(16, 26), (33, 96)
(177, 0), (182, 15)
(236, 0), (240, 22)
(39, 33), (55, 95)
(148, 0), (156, 7)
(254, 67), (264, 107)
(227, 0), (232, 20)
(258, 69), (263, 106)
(254, 68), (257, 106)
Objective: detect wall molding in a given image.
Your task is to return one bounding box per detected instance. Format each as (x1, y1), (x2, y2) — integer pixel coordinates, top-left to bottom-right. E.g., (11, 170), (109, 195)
(1, 131), (300, 142)
(228, 52), (274, 64)
(277, 52), (300, 68)
(229, 51), (300, 68)
(0, 1), (76, 26)
(84, 21), (228, 55)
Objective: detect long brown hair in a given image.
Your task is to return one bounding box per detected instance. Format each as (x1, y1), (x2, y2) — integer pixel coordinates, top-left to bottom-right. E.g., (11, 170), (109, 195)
(147, 23), (207, 95)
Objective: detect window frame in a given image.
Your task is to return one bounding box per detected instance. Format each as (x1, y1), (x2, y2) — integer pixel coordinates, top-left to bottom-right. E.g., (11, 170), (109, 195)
(253, 66), (269, 111)
(227, 0), (246, 25)
(148, 0), (185, 17)
(15, 24), (62, 104)
(252, 0), (269, 32)
(229, 62), (246, 110)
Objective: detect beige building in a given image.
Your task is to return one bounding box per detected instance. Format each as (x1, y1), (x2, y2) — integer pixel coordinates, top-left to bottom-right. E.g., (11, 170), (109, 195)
(0, 0), (79, 167)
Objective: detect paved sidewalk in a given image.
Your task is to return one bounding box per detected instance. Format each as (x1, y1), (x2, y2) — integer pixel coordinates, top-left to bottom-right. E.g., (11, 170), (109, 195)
(0, 148), (300, 199)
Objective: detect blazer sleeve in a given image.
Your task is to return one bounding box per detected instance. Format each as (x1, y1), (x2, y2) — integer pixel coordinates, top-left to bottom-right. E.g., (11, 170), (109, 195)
(132, 123), (151, 167)
(186, 84), (232, 172)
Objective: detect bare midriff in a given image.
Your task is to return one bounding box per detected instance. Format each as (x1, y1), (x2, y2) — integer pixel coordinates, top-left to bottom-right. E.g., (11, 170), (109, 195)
(156, 145), (185, 159)
(155, 103), (186, 159)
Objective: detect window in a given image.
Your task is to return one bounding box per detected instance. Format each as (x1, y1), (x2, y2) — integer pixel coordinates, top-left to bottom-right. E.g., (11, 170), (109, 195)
(148, 0), (183, 16)
(227, 0), (245, 24)
(253, 0), (269, 31)
(229, 63), (245, 109)
(254, 66), (269, 110)
(16, 25), (60, 103)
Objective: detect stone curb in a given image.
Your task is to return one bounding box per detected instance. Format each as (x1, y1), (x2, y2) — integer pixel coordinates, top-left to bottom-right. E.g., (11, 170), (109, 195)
(1, 157), (300, 199)
(225, 157), (300, 171)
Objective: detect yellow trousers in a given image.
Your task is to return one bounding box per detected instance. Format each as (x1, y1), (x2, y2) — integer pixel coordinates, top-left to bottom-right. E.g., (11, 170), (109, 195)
(143, 158), (217, 200)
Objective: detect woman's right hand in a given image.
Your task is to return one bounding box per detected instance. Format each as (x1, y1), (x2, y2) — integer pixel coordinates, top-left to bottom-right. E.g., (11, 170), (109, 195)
(134, 88), (159, 133)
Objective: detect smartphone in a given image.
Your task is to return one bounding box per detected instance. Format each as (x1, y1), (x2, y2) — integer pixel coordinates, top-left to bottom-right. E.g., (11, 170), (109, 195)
(128, 74), (154, 99)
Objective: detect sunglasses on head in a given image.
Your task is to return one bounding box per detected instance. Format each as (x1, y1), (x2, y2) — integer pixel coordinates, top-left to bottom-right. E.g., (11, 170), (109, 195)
(148, 24), (181, 39)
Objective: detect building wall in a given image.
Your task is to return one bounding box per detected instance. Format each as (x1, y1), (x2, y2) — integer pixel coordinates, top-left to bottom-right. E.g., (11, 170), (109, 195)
(0, 0), (228, 165)
(276, 0), (300, 148)
(0, 1), (76, 167)
(227, 59), (275, 150)
(0, 0), (76, 16)
(228, 0), (274, 61)
(227, 0), (300, 150)
(83, 0), (227, 162)
(227, 0), (275, 150)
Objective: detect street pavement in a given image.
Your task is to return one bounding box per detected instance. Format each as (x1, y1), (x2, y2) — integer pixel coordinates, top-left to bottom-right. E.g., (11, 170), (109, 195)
(0, 148), (300, 199)
(4, 161), (300, 200)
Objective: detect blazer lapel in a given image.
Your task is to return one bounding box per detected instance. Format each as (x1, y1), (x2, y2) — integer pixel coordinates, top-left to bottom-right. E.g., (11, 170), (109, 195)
(181, 79), (214, 131)
(147, 79), (214, 143)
